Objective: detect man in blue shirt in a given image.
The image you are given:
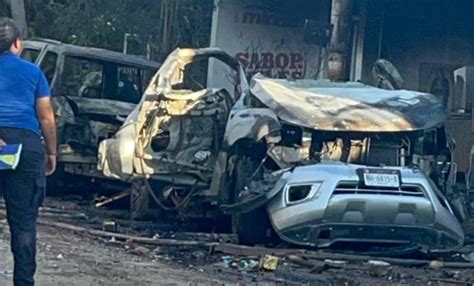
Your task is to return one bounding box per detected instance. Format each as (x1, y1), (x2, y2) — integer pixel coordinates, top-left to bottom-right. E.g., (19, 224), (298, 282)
(0, 18), (57, 286)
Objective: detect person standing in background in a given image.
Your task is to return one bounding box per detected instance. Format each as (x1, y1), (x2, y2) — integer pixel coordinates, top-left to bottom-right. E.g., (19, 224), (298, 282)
(0, 18), (57, 286)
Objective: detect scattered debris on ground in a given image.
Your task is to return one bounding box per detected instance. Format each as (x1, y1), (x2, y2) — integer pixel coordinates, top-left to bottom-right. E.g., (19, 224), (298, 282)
(1, 197), (474, 285)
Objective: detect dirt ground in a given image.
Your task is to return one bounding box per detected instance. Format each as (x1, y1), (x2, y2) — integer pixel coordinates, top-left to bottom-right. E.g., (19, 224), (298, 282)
(0, 222), (230, 286)
(1, 197), (474, 286)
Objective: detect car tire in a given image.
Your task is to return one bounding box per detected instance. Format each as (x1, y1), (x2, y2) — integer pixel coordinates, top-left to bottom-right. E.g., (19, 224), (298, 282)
(231, 156), (270, 245)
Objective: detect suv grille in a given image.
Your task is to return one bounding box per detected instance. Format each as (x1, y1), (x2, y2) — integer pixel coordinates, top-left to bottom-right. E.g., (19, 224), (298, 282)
(333, 182), (426, 197)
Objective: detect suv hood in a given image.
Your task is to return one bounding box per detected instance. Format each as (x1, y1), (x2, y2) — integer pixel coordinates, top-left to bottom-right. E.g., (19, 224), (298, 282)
(251, 74), (446, 132)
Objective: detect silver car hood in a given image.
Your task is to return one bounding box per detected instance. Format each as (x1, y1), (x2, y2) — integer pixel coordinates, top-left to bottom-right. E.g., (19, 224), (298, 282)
(250, 74), (446, 132)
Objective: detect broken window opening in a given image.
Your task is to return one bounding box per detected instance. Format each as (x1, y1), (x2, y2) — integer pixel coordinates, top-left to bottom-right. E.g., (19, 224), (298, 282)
(20, 48), (41, 63)
(171, 58), (210, 92)
(60, 56), (148, 104)
(61, 56), (105, 99)
(116, 66), (141, 104)
(40, 52), (58, 85)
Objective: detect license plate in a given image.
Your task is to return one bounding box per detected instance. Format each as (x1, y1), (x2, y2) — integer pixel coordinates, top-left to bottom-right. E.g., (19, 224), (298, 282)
(362, 169), (400, 188)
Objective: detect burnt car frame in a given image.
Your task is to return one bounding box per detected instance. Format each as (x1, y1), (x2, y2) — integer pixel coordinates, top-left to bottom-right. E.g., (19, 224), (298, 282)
(21, 39), (159, 191)
(99, 48), (464, 252)
(99, 47), (248, 216)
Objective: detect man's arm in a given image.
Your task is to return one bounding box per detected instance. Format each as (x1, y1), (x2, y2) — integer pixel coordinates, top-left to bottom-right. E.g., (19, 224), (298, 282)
(36, 97), (57, 175)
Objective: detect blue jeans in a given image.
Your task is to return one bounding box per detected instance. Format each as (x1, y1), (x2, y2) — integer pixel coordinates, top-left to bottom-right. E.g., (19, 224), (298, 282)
(0, 132), (45, 286)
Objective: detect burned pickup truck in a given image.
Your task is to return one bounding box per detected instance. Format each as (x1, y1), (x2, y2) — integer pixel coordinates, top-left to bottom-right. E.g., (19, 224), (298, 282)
(22, 39), (159, 192)
(99, 48), (464, 252)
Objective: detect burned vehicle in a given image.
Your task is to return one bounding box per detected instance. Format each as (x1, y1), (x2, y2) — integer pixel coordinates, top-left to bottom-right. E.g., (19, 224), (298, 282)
(21, 39), (159, 191)
(99, 48), (464, 252)
(221, 76), (465, 252)
(98, 48), (248, 215)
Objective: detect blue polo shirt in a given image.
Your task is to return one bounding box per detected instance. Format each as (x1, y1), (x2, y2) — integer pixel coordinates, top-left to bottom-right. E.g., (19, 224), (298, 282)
(0, 51), (50, 134)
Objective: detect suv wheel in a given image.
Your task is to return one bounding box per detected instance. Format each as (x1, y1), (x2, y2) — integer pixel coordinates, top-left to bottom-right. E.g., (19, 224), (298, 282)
(231, 156), (270, 245)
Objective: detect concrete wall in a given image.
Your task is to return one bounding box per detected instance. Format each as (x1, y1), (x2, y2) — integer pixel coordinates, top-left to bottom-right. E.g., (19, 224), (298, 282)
(361, 0), (474, 107)
(208, 0), (330, 89)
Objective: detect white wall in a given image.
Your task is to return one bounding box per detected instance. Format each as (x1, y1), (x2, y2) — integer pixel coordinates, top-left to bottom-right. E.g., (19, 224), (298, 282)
(208, 0), (328, 90)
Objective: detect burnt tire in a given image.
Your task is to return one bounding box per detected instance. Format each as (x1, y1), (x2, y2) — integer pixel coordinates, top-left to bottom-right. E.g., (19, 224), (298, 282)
(130, 179), (150, 219)
(450, 194), (469, 222)
(232, 156), (270, 245)
(234, 205), (271, 246)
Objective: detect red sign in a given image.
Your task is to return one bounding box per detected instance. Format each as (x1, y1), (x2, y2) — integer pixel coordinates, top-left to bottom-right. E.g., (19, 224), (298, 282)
(236, 52), (304, 79)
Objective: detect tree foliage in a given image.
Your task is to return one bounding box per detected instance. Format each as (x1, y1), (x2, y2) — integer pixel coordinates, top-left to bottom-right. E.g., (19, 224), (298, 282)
(0, 0), (11, 17)
(9, 0), (213, 61)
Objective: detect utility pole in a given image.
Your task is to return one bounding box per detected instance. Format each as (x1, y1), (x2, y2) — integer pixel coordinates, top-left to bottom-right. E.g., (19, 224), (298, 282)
(10, 0), (28, 38)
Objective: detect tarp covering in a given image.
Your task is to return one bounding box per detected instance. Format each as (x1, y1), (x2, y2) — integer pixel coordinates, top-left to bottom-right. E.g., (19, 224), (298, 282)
(250, 74), (446, 132)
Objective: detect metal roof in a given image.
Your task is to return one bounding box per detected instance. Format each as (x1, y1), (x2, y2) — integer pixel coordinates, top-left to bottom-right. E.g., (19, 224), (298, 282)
(23, 39), (160, 69)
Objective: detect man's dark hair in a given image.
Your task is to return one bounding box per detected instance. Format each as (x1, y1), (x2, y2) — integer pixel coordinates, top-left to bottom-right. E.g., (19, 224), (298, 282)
(0, 18), (20, 53)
